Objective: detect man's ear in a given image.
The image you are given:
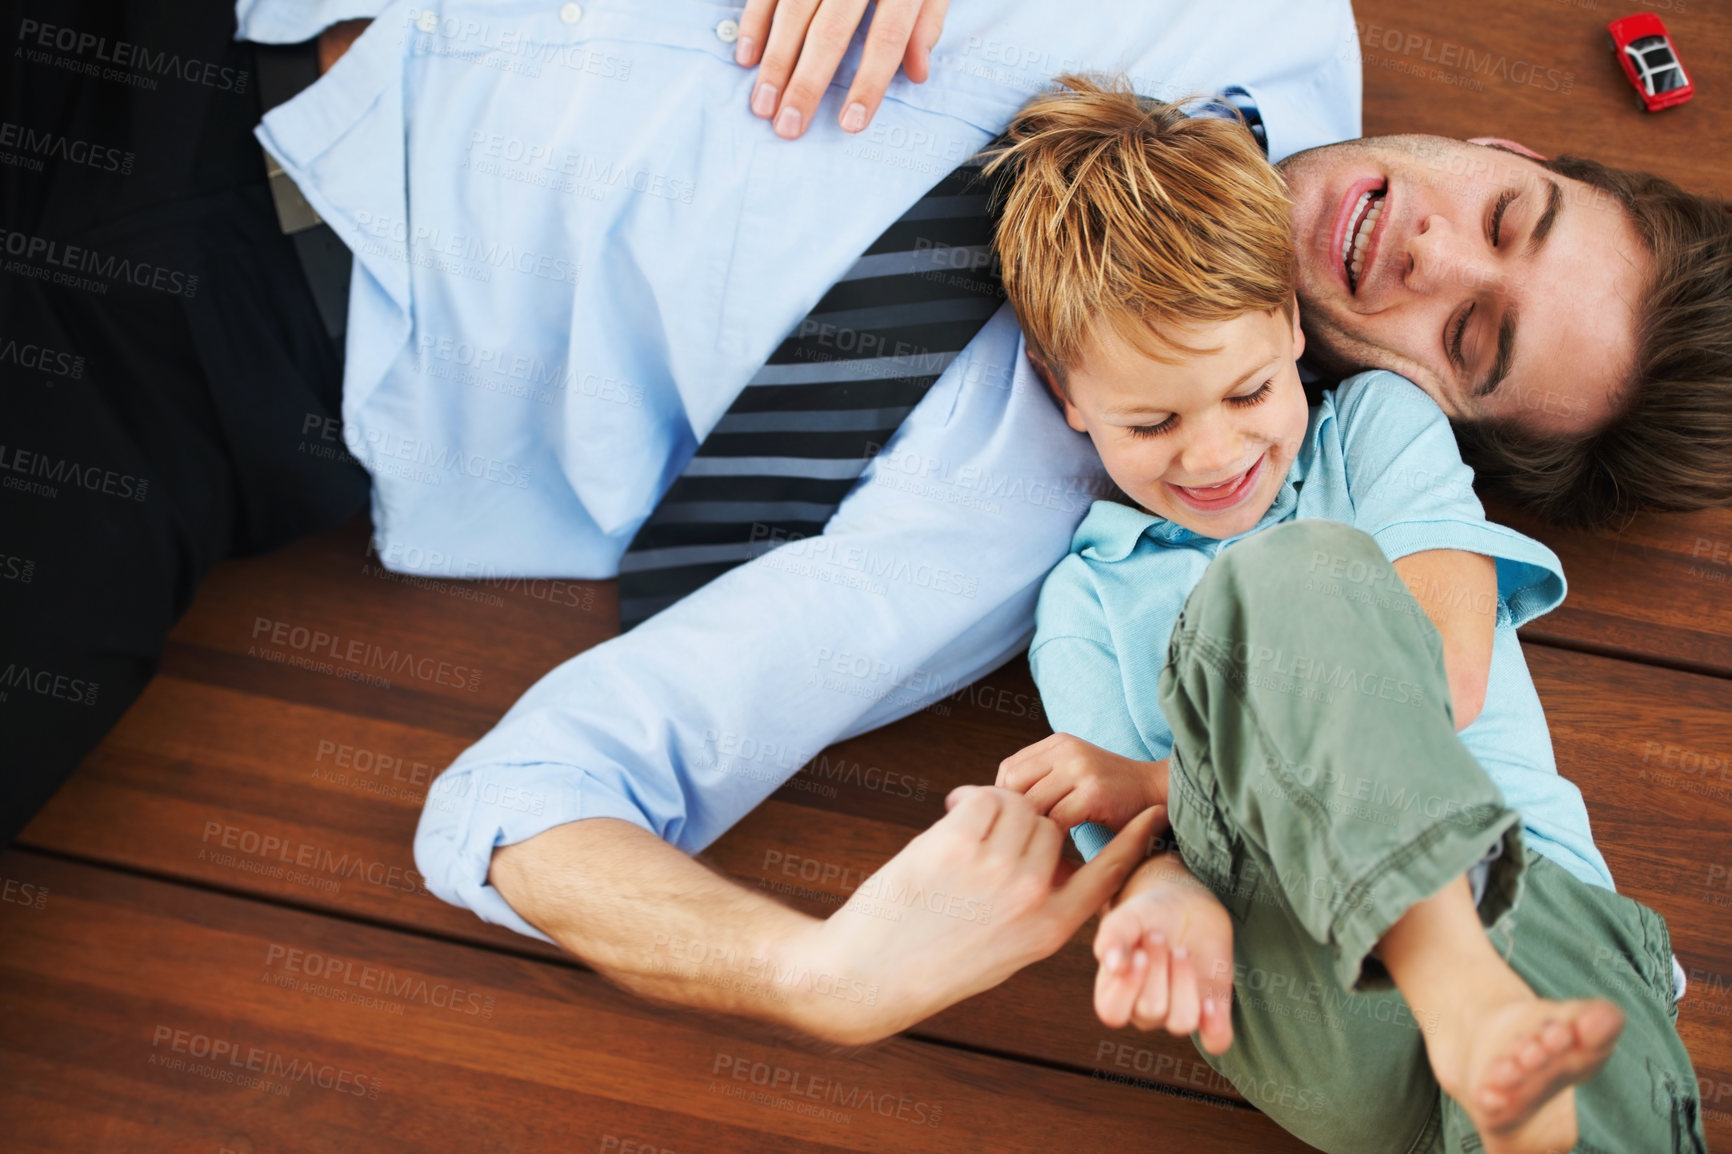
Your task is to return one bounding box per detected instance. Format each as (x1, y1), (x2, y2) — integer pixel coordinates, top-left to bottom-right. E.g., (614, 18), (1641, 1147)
(1468, 136), (1546, 161)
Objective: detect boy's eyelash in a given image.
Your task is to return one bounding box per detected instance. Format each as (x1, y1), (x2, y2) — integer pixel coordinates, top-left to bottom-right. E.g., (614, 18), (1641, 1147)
(1127, 381), (1273, 438)
(1129, 416), (1177, 438)
(1229, 381), (1274, 408)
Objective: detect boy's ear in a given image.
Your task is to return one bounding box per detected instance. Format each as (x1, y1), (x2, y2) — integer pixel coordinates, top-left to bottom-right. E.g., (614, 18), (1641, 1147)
(1288, 295), (1305, 362)
(1026, 348), (1087, 431)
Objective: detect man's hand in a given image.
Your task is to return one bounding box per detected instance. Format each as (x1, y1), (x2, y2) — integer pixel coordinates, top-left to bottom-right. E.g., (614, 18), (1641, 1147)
(794, 786), (1164, 1045)
(1093, 851), (1236, 1055)
(996, 732), (1169, 831)
(735, 0), (949, 139)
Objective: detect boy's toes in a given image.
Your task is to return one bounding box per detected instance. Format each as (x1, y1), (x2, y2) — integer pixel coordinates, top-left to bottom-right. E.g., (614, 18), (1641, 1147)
(1474, 999), (1624, 1132)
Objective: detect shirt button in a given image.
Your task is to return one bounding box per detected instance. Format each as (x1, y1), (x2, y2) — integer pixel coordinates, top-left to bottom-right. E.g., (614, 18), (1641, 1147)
(715, 18), (740, 43)
(416, 9), (438, 32)
(559, 2), (583, 23)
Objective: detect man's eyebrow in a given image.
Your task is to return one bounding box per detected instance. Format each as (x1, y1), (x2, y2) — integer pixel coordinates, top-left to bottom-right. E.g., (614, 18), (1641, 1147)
(1474, 307), (1519, 399)
(1524, 178), (1564, 257)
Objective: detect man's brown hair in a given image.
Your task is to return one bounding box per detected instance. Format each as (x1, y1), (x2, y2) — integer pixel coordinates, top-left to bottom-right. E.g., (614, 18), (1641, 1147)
(1454, 156), (1732, 526)
(980, 74), (1294, 396)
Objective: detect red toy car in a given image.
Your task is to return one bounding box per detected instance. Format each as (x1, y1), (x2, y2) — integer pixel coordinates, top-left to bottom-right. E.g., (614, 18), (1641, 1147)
(1609, 13), (1693, 112)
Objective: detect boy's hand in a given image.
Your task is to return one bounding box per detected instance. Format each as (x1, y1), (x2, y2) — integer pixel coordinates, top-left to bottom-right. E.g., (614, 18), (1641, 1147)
(1094, 854), (1236, 1055)
(996, 733), (1168, 831)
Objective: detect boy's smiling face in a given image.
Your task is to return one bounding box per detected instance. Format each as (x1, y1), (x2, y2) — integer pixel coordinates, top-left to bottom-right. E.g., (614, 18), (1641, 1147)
(1046, 305), (1311, 540)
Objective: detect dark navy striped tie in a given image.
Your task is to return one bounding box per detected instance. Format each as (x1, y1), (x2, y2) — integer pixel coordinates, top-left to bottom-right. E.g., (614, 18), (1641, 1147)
(618, 89), (1265, 629)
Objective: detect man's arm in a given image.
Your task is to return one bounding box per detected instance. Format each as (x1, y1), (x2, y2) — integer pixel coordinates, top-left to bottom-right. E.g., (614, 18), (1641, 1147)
(415, 310), (1125, 1039)
(491, 799), (1160, 1047)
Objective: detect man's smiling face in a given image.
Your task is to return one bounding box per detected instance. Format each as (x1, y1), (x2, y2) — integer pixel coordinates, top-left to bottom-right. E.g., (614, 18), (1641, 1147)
(1278, 134), (1651, 434)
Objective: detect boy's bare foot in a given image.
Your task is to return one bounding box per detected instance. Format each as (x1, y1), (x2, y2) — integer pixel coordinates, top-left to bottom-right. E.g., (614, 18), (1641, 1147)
(1379, 876), (1624, 1154)
(1422, 974), (1623, 1154)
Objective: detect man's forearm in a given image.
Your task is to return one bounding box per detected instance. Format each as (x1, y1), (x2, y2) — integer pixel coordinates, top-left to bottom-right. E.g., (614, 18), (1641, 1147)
(488, 817), (852, 1041)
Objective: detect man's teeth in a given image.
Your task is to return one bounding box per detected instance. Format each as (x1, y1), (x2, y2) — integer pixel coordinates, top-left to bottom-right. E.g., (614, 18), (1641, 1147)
(1342, 190), (1385, 288)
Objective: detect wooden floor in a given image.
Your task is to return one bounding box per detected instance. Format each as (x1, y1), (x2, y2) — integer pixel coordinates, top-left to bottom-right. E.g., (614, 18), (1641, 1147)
(5, 2), (1731, 1150)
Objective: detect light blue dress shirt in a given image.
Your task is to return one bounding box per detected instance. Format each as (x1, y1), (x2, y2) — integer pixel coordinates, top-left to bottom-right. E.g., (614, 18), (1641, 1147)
(1032, 372), (1617, 893)
(237, 0), (1364, 941)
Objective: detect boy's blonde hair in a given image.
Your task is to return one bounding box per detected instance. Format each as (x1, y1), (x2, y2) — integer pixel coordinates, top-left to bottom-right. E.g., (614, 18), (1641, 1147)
(981, 74), (1296, 395)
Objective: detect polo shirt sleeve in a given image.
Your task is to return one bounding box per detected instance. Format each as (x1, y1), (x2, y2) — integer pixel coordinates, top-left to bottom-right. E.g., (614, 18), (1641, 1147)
(1334, 371), (1566, 629)
(1028, 554), (1155, 863)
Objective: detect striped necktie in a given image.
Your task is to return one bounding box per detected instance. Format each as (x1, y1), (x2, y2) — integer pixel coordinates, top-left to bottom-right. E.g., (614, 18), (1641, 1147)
(618, 90), (1266, 629)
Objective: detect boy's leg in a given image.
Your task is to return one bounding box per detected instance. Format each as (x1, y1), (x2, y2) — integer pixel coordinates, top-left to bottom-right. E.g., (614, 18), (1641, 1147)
(1436, 851), (1708, 1154)
(1155, 520), (1702, 1152)
(1150, 520), (1523, 1153)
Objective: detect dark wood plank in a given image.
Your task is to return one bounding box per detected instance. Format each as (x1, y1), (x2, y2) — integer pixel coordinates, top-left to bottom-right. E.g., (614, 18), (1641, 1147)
(16, 670), (1220, 1105)
(25, 626), (1732, 1142)
(1497, 502), (1732, 677)
(0, 851), (1307, 1153)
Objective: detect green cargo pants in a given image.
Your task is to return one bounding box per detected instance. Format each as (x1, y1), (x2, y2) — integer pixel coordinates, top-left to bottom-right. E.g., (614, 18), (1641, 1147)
(1156, 520), (1705, 1153)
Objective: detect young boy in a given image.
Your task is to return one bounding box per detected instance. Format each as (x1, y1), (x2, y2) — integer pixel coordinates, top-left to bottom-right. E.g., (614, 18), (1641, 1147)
(981, 76), (1703, 1154)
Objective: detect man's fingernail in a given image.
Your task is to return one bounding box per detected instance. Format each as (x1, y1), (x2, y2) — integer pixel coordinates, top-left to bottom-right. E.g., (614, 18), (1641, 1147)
(774, 105), (802, 138)
(1132, 949), (1147, 969)
(1172, 945), (1189, 960)
(751, 82), (777, 118)
(734, 35), (754, 66)
(841, 102), (866, 133)
(1105, 948), (1123, 972)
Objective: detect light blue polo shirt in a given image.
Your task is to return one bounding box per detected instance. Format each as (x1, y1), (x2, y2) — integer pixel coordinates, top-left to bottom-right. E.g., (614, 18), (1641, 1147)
(1031, 370), (1616, 892)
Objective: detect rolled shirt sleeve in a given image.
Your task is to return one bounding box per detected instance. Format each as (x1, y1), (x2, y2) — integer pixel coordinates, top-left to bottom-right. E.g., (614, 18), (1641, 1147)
(414, 308), (1111, 938)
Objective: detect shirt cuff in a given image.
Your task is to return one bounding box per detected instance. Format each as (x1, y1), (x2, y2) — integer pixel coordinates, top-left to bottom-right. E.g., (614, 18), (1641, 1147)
(413, 761), (659, 944)
(1371, 517), (1567, 629)
(1070, 820), (1113, 864)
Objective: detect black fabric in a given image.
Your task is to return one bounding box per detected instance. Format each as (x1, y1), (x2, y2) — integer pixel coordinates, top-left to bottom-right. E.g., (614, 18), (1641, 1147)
(0, 0), (369, 843)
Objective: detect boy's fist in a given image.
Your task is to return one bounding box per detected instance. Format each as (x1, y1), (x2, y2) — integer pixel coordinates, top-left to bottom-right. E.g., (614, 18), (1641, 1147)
(996, 732), (1168, 832)
(1094, 856), (1236, 1055)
